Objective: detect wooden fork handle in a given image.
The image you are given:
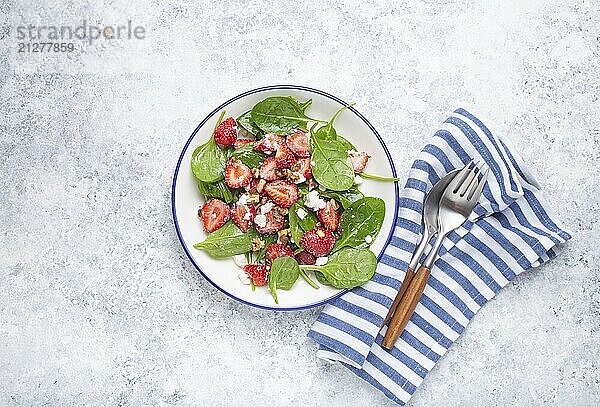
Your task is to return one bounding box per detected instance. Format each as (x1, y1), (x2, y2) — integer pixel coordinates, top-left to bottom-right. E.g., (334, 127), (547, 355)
(382, 265), (431, 350)
(379, 267), (415, 330)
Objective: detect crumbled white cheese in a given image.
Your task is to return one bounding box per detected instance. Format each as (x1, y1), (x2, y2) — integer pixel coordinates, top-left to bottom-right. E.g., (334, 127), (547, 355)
(254, 214), (267, 228)
(296, 207), (308, 220)
(260, 201), (275, 215)
(304, 190), (326, 211)
(243, 210), (252, 221)
(238, 193), (250, 205)
(354, 175), (363, 185)
(318, 184), (326, 191)
(365, 235), (373, 244)
(315, 256), (329, 266)
(237, 269), (251, 285)
(310, 160), (316, 166)
(233, 254), (248, 268)
(293, 172), (306, 184)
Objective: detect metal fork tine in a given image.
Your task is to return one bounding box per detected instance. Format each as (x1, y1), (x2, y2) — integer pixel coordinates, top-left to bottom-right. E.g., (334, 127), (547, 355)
(448, 159), (474, 193)
(457, 162), (481, 196)
(468, 166), (490, 200)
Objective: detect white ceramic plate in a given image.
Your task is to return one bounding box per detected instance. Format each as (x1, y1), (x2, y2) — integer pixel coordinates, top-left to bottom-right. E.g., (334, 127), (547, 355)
(172, 85), (399, 310)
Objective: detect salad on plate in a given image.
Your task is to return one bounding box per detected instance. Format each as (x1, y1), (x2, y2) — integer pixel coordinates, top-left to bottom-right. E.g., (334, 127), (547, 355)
(191, 96), (397, 303)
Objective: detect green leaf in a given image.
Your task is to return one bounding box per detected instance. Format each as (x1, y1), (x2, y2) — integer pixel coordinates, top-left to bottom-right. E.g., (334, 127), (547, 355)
(250, 96), (324, 134)
(359, 172), (400, 182)
(193, 221), (253, 258)
(300, 248), (377, 289)
(231, 142), (267, 169)
(320, 186), (364, 209)
(314, 271), (331, 286)
(289, 202), (317, 246)
(336, 135), (356, 152)
(313, 104), (353, 140)
(295, 98), (312, 112)
(236, 110), (263, 137)
(268, 256), (301, 304)
(191, 110), (227, 183)
(197, 180), (235, 203)
(334, 197), (385, 251)
(310, 136), (355, 191)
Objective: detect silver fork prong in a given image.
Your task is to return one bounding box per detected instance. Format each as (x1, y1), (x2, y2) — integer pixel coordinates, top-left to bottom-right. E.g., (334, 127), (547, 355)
(467, 166), (490, 201)
(457, 162), (481, 196)
(448, 159), (475, 193)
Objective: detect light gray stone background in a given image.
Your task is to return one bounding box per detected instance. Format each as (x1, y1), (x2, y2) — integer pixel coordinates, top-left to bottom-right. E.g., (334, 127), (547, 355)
(1, 0), (598, 405)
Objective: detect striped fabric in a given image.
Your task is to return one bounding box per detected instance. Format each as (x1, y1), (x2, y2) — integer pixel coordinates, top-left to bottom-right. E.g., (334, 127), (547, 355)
(308, 108), (572, 405)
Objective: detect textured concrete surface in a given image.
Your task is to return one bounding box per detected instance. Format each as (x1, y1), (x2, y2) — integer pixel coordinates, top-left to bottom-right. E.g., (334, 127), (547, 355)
(1, 0), (599, 405)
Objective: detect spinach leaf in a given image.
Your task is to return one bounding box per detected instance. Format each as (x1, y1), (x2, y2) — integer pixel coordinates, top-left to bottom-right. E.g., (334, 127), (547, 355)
(310, 136), (355, 191)
(320, 186), (364, 209)
(336, 135), (356, 152)
(300, 248), (377, 289)
(358, 173), (400, 182)
(197, 180), (235, 203)
(289, 202), (317, 245)
(236, 110), (263, 137)
(191, 110), (227, 183)
(268, 256), (300, 304)
(334, 197), (385, 251)
(250, 96), (324, 134)
(231, 142), (266, 168)
(193, 221), (253, 258)
(295, 98), (312, 112)
(313, 104), (353, 140)
(255, 234), (277, 264)
(314, 271), (331, 286)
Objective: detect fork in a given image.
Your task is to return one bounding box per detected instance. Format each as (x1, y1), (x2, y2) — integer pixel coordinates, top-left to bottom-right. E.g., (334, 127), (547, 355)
(381, 160), (490, 350)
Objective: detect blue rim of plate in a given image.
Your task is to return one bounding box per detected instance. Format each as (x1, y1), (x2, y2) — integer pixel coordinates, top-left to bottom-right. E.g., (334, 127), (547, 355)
(171, 85), (399, 311)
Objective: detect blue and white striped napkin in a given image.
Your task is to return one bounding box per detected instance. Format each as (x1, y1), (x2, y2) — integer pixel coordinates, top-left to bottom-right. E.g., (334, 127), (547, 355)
(308, 108), (572, 405)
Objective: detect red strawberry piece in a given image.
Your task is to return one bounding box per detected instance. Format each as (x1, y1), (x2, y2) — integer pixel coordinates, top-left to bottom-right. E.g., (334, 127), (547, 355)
(230, 202), (256, 232)
(348, 151), (370, 173)
(291, 157), (312, 180)
(259, 156), (280, 181)
(234, 138), (254, 150)
(224, 157), (252, 189)
(265, 244), (295, 266)
(274, 145), (296, 168)
(295, 250), (316, 265)
(264, 180), (298, 208)
(246, 177), (260, 192)
(214, 117), (237, 147)
(300, 227), (336, 257)
(244, 264), (268, 286)
(286, 130), (310, 158)
(317, 200), (340, 231)
(253, 134), (285, 154)
(254, 210), (285, 234)
(200, 198), (230, 232)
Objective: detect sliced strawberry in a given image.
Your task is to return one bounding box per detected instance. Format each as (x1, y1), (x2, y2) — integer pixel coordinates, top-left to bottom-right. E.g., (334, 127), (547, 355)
(253, 134), (285, 154)
(274, 144), (296, 168)
(286, 130), (310, 158)
(348, 151), (370, 173)
(317, 200), (340, 231)
(264, 180), (298, 208)
(291, 157), (312, 180)
(224, 157), (252, 189)
(259, 157), (280, 181)
(200, 198), (230, 233)
(300, 227), (336, 257)
(233, 138), (254, 150)
(244, 264), (268, 286)
(214, 117), (237, 147)
(231, 202), (256, 232)
(295, 250), (316, 265)
(254, 210), (285, 234)
(246, 177), (260, 192)
(265, 244), (295, 266)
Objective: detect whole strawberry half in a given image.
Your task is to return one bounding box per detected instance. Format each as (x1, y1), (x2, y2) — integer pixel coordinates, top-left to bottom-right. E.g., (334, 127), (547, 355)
(234, 138), (254, 150)
(264, 180), (298, 208)
(224, 157), (252, 189)
(317, 200), (340, 231)
(214, 117), (237, 147)
(286, 130), (310, 158)
(231, 202), (256, 232)
(259, 156), (280, 181)
(295, 250), (316, 265)
(244, 264), (268, 286)
(348, 151), (370, 173)
(254, 210), (285, 234)
(200, 198), (230, 232)
(300, 227), (336, 257)
(253, 134), (285, 154)
(291, 158), (312, 180)
(265, 244), (294, 266)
